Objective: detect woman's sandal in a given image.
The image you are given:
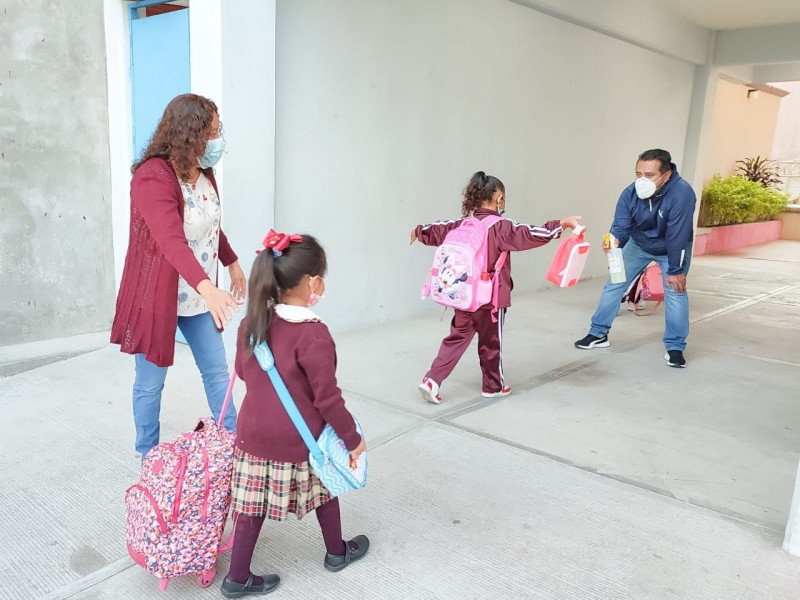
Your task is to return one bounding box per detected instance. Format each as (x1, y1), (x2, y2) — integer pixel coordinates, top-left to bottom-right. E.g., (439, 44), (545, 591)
(324, 535), (370, 572)
(220, 573), (280, 598)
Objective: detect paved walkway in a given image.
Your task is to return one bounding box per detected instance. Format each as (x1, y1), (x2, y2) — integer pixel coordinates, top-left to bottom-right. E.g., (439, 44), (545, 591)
(2, 241), (799, 599)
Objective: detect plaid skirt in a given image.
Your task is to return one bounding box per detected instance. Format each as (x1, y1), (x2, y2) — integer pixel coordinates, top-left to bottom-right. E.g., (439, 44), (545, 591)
(230, 448), (332, 521)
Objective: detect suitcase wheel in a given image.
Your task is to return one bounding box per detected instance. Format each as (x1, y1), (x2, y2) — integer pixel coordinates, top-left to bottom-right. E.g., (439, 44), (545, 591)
(198, 568), (216, 588)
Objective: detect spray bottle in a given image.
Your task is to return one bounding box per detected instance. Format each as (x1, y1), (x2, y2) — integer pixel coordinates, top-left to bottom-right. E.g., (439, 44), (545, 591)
(604, 233), (626, 284)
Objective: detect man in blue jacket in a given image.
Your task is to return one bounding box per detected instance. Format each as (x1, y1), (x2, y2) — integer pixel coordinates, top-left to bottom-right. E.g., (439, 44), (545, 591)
(575, 149), (696, 367)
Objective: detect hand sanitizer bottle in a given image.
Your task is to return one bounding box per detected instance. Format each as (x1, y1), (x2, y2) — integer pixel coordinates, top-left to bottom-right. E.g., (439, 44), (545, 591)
(604, 233), (626, 284)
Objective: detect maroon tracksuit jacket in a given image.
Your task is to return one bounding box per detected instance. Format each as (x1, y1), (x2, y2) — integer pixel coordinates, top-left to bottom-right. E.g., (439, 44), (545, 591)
(415, 209), (563, 393)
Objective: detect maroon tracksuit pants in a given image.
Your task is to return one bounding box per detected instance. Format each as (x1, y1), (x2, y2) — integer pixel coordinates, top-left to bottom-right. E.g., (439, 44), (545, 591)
(426, 307), (506, 393)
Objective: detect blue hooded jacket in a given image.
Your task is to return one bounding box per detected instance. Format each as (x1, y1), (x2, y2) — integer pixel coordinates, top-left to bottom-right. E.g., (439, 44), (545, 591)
(610, 163), (696, 275)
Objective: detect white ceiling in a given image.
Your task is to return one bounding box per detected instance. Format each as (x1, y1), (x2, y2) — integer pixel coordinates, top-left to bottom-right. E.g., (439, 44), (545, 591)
(659, 0), (800, 30)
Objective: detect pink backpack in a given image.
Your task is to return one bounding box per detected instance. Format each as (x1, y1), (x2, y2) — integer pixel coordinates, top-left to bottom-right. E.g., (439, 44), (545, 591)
(125, 373), (237, 591)
(622, 262), (665, 316)
(421, 215), (507, 320)
(640, 263), (665, 302)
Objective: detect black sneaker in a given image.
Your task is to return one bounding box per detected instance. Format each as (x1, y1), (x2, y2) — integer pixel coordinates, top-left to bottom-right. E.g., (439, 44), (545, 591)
(664, 350), (686, 368)
(574, 334), (610, 349)
(221, 573), (280, 598)
(324, 535), (370, 572)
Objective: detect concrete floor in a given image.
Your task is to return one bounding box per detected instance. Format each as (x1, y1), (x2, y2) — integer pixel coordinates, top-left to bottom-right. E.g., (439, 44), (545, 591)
(1, 241), (799, 599)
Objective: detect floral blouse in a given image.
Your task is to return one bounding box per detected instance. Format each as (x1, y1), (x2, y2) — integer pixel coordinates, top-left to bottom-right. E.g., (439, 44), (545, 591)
(177, 173), (221, 316)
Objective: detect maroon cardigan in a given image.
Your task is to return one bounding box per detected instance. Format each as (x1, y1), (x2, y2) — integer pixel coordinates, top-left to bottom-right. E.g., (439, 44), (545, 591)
(234, 317), (361, 463)
(110, 157), (238, 367)
(415, 208), (563, 308)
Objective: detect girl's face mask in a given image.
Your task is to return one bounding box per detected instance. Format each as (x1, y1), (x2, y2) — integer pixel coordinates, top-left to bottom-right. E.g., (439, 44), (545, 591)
(308, 276), (326, 307)
(495, 192), (506, 216)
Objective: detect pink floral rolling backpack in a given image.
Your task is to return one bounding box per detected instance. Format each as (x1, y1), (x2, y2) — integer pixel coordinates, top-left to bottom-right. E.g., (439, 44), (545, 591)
(125, 373), (237, 591)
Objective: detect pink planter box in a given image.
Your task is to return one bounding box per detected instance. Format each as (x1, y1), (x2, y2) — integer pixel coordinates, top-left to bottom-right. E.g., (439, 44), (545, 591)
(694, 220), (782, 256)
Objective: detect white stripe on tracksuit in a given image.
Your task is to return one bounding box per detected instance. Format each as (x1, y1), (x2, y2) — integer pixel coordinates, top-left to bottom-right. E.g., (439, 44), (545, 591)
(497, 308), (506, 387)
(420, 219), (458, 230)
(507, 218), (563, 239)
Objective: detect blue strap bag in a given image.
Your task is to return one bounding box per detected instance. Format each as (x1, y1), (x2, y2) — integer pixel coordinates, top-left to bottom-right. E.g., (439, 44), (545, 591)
(252, 341), (367, 497)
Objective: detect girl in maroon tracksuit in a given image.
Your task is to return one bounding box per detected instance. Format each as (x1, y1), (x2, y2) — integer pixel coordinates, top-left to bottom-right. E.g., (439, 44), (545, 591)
(411, 171), (581, 404)
(222, 233), (369, 598)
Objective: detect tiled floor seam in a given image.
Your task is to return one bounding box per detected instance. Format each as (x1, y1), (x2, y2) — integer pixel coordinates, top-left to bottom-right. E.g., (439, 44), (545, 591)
(39, 557), (136, 600)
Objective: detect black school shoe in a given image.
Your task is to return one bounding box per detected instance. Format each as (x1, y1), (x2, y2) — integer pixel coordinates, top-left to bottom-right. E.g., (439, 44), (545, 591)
(220, 573), (280, 598)
(665, 350), (687, 368)
(324, 535), (370, 572)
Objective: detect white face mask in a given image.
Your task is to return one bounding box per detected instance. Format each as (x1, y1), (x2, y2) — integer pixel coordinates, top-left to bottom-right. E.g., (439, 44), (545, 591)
(634, 173), (665, 199)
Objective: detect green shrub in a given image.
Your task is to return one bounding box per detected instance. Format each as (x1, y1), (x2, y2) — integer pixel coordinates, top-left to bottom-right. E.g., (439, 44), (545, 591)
(700, 175), (789, 226)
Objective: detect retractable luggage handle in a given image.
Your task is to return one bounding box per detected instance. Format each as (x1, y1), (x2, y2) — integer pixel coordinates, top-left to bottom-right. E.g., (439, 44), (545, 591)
(218, 370), (237, 426)
(217, 369), (239, 553)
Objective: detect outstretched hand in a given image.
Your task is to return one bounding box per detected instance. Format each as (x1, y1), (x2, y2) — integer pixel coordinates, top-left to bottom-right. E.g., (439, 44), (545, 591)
(560, 215), (583, 230)
(197, 279), (243, 330)
(409, 228), (417, 245)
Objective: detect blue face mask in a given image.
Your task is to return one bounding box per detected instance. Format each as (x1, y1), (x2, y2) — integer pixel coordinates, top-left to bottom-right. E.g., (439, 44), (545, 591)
(198, 137), (225, 168)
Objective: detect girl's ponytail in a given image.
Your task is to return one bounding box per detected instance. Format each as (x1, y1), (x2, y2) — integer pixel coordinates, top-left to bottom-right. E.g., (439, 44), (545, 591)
(461, 171), (505, 216)
(243, 250), (279, 349)
(242, 233), (327, 351)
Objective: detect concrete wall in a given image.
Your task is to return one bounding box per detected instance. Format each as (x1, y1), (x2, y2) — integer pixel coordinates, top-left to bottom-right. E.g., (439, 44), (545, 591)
(274, 0), (696, 331)
(772, 81), (800, 161)
(0, 0), (114, 345)
(778, 209), (800, 241)
(704, 79), (782, 183)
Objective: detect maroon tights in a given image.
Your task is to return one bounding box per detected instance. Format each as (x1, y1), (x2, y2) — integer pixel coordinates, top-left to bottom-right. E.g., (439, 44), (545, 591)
(226, 498), (346, 585)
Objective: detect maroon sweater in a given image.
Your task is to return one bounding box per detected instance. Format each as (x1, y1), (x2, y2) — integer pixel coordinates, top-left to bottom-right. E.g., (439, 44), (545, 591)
(110, 157), (238, 367)
(234, 315), (361, 463)
(415, 208), (563, 308)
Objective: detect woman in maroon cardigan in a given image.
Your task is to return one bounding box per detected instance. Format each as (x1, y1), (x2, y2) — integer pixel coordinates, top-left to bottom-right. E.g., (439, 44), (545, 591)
(111, 94), (244, 458)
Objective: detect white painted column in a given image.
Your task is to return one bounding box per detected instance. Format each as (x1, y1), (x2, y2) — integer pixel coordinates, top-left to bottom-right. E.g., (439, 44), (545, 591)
(189, 0), (233, 347)
(681, 32), (719, 224)
(190, 0), (225, 195)
(784, 460), (800, 556)
(103, 0), (134, 290)
(218, 0), (277, 350)
(189, 0), (224, 105)
(188, 0), (277, 351)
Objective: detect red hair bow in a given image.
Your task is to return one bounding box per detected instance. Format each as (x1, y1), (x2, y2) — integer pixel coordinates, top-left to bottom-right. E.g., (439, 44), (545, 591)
(261, 229), (302, 256)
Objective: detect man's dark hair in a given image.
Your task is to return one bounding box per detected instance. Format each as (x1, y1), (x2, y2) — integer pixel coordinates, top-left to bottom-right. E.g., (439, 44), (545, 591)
(638, 149), (672, 174)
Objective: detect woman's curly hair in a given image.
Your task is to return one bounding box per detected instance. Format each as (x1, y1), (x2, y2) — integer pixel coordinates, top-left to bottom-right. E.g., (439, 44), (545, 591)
(462, 171), (505, 216)
(131, 93), (218, 180)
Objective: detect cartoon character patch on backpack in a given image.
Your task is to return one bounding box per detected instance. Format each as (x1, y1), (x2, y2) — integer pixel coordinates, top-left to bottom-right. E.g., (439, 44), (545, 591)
(421, 215), (507, 321)
(436, 253), (469, 300)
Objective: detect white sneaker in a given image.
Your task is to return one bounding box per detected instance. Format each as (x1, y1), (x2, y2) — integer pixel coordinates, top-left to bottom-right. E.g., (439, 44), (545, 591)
(626, 300), (647, 311)
(418, 378), (442, 404)
(481, 386), (511, 398)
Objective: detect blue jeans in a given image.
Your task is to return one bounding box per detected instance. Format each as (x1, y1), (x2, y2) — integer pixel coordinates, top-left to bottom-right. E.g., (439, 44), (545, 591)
(132, 311), (237, 457)
(589, 239), (692, 351)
